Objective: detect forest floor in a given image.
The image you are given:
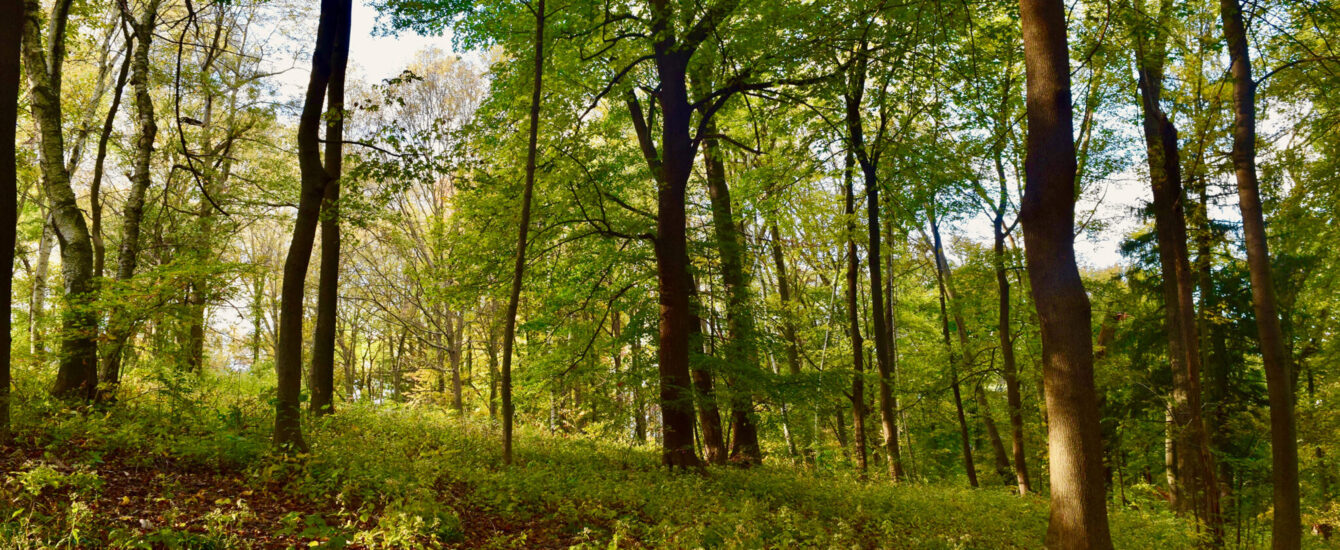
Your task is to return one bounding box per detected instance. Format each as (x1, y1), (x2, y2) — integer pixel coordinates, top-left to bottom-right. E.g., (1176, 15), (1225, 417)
(0, 373), (1203, 549)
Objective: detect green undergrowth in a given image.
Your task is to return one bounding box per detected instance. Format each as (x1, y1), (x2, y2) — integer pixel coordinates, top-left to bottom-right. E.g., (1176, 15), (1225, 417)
(1, 372), (1200, 549)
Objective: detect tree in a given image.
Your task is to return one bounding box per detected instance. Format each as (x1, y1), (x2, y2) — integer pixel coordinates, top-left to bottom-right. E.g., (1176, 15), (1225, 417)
(501, 0), (546, 466)
(21, 0), (100, 399)
(1017, 0), (1113, 547)
(1219, 0), (1300, 546)
(275, 0), (352, 451)
(100, 0), (162, 391)
(1, 0), (22, 444)
(1126, 0), (1221, 537)
(841, 151), (868, 476)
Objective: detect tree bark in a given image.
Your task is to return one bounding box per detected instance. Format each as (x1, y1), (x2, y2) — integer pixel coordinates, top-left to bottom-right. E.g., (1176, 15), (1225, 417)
(30, 221), (52, 357)
(930, 213), (978, 489)
(500, 0), (545, 465)
(100, 0), (162, 390)
(1219, 0), (1300, 546)
(844, 48), (901, 483)
(975, 381), (1013, 482)
(1018, 0), (1113, 546)
(90, 35), (135, 280)
(693, 96), (761, 466)
(769, 224), (811, 459)
(688, 281), (727, 464)
(275, 0), (351, 451)
(1, 0), (22, 444)
(1131, 5), (1222, 536)
(993, 154), (1030, 494)
(23, 0), (99, 400)
(309, 0), (353, 416)
(841, 152), (868, 477)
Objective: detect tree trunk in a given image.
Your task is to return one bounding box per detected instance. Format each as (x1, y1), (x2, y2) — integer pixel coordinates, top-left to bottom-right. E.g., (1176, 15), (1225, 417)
(90, 37), (135, 280)
(844, 51), (901, 483)
(693, 101), (761, 466)
(770, 224), (811, 458)
(500, 0), (545, 465)
(690, 299), (727, 464)
(309, 0), (353, 416)
(1219, 1), (1300, 546)
(1130, 5), (1222, 536)
(642, 28), (698, 472)
(931, 212), (978, 488)
(30, 220), (52, 357)
(100, 0), (162, 390)
(993, 154), (1030, 495)
(23, 0), (99, 400)
(450, 313), (464, 412)
(842, 152), (868, 477)
(975, 382), (1013, 483)
(1, 0), (21, 444)
(884, 252), (904, 477)
(275, 0), (351, 451)
(1018, 0), (1113, 546)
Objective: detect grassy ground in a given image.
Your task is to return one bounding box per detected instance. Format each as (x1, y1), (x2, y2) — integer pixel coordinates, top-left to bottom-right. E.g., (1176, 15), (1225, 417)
(1, 372), (1200, 549)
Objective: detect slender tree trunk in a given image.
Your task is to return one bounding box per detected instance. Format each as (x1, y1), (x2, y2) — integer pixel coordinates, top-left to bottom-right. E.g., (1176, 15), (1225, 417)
(1219, 1), (1300, 546)
(975, 382), (1013, 483)
(23, 0), (99, 400)
(993, 154), (1030, 494)
(30, 221), (51, 357)
(770, 224), (811, 459)
(690, 295), (727, 464)
(842, 152), (868, 477)
(309, 0), (352, 416)
(100, 0), (162, 390)
(845, 53), (901, 483)
(450, 313), (464, 412)
(501, 0), (545, 465)
(1131, 7), (1222, 536)
(693, 101), (761, 466)
(0, 0), (22, 444)
(931, 213), (979, 488)
(1018, 0), (1113, 546)
(884, 253), (905, 477)
(276, 0), (351, 451)
(90, 37), (134, 280)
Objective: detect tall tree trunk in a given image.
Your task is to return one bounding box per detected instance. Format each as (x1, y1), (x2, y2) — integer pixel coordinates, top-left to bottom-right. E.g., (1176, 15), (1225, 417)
(308, 159), (342, 415)
(275, 0), (351, 451)
(992, 162), (1030, 494)
(1131, 4), (1222, 537)
(1219, 0), (1300, 546)
(844, 50), (901, 483)
(884, 252), (904, 477)
(1018, 0), (1113, 546)
(23, 0), (99, 400)
(693, 99), (761, 466)
(842, 152), (868, 477)
(931, 212), (978, 488)
(101, 0), (162, 390)
(993, 154), (1030, 495)
(1, 0), (22, 444)
(501, 0), (545, 465)
(309, 0), (352, 416)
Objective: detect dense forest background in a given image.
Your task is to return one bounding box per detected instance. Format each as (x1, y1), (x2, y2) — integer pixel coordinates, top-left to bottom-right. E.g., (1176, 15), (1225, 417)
(2, 0), (1339, 547)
